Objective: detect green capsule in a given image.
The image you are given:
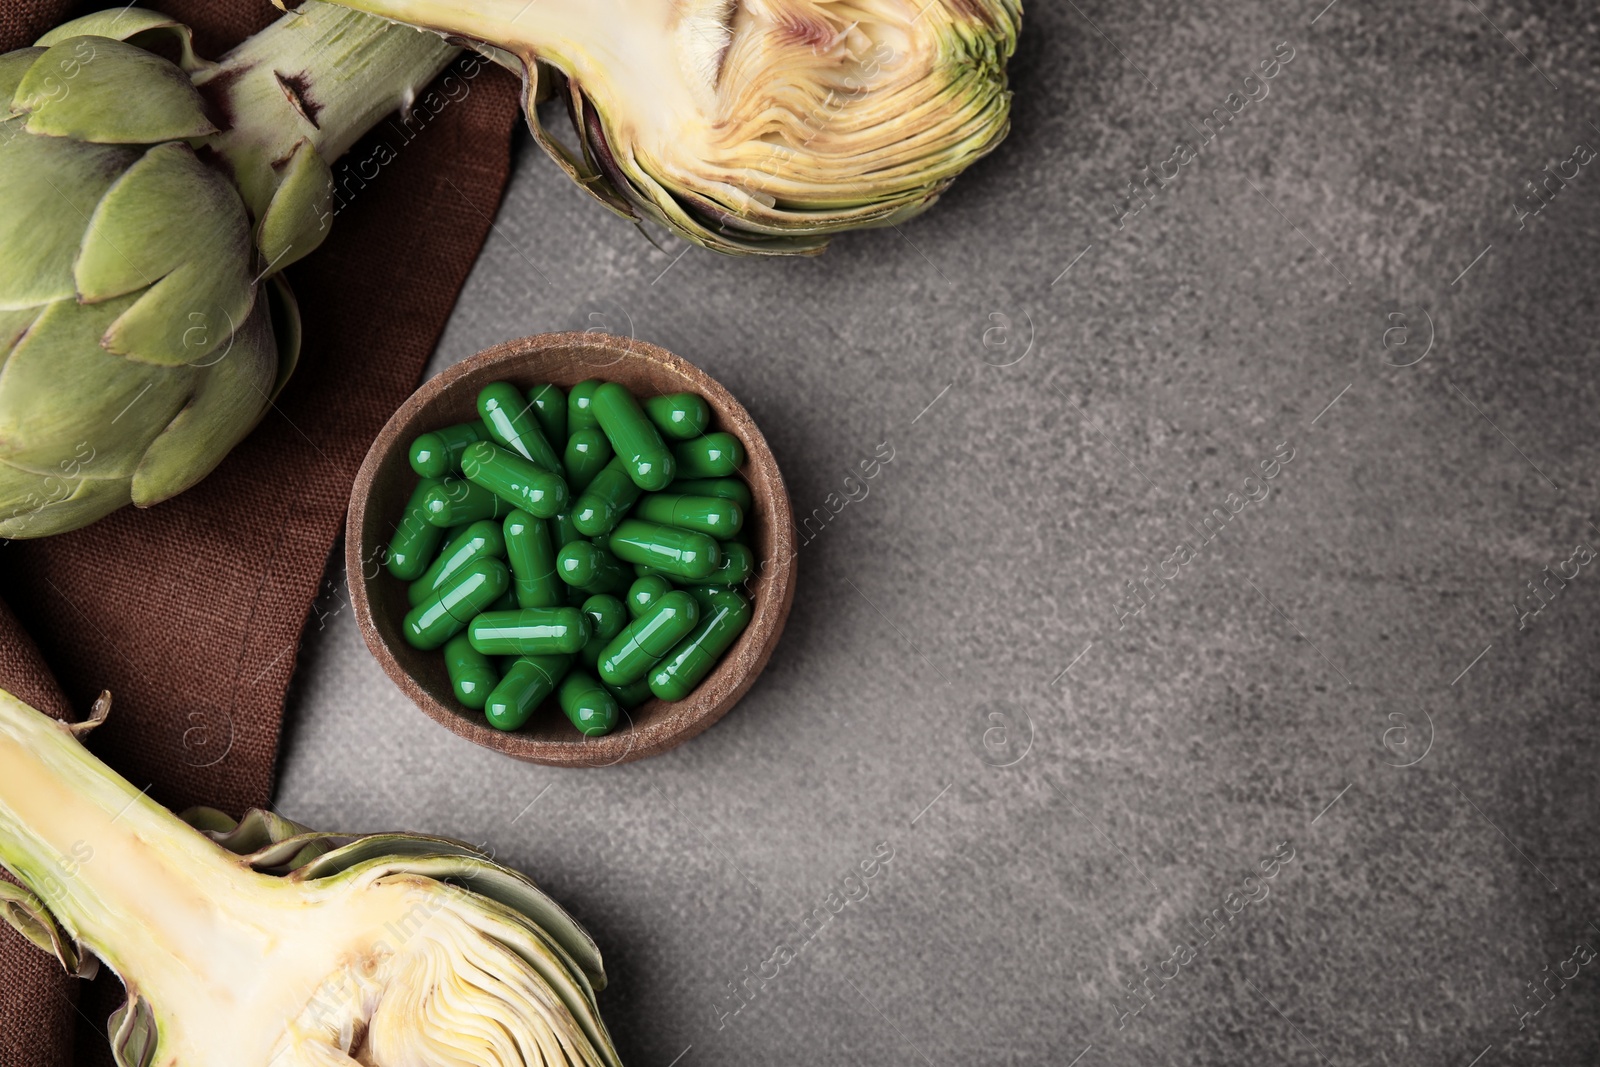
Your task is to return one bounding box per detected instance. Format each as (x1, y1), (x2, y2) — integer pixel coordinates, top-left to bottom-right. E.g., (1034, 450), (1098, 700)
(408, 520), (507, 606)
(485, 654), (571, 732)
(557, 541), (630, 596)
(478, 381), (561, 472)
(603, 676), (654, 711)
(634, 492), (743, 538)
(526, 383), (567, 447)
(468, 607), (591, 656)
(598, 590), (700, 686)
(503, 510), (562, 609)
(579, 594), (628, 668)
(593, 382), (675, 490)
(563, 427), (614, 493)
(682, 585), (722, 610)
(673, 433), (745, 478)
(649, 589), (753, 702)
(403, 558), (510, 650)
(461, 440), (569, 519)
(550, 510), (583, 550)
(609, 519), (720, 580)
(409, 422), (488, 479)
(422, 478), (508, 528)
(558, 669), (621, 736)
(386, 476), (446, 580)
(669, 477), (753, 513)
(626, 574), (674, 617)
(572, 456), (642, 538)
(444, 633), (499, 710)
(568, 379), (602, 433)
(696, 541), (755, 588)
(643, 392), (711, 441)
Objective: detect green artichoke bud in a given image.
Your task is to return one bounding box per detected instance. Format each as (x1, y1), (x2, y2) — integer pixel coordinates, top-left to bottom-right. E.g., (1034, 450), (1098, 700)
(0, 6), (457, 538)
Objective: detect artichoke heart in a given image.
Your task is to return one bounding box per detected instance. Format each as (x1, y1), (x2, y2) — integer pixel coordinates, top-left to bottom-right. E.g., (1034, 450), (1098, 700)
(0, 687), (624, 1067)
(326, 0), (1023, 253)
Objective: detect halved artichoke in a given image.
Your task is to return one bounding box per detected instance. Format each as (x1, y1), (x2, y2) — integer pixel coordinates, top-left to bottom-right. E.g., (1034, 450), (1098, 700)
(0, 687), (623, 1066)
(314, 0), (1023, 253)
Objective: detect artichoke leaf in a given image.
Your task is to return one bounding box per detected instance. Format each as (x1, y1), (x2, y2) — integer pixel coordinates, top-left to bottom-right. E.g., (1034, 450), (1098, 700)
(128, 271), (276, 505)
(0, 47), (43, 102)
(14, 36), (217, 143)
(76, 140), (256, 367)
(179, 805), (337, 872)
(0, 878), (98, 978)
(0, 295), (191, 477)
(63, 690), (112, 740)
(264, 274), (301, 400)
(0, 130), (139, 310)
(253, 137), (334, 275)
(107, 991), (158, 1067)
(0, 305), (41, 364)
(36, 9), (213, 74)
(0, 458), (131, 539)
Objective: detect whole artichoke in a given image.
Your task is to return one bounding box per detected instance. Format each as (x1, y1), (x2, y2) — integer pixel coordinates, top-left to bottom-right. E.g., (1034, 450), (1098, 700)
(0, 7), (456, 538)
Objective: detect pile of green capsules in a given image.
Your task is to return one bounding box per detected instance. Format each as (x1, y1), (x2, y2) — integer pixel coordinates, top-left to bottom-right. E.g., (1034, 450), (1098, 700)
(386, 379), (756, 736)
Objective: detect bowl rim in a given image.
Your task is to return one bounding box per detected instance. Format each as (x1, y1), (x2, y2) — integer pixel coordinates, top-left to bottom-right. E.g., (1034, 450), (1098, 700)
(345, 331), (797, 767)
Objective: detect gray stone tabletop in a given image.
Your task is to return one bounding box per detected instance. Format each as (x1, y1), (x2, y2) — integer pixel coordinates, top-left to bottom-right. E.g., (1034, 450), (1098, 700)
(280, 2), (1600, 1063)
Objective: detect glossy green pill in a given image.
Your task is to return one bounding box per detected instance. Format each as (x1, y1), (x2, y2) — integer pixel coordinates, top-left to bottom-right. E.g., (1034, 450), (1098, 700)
(557, 541), (630, 596)
(409, 422), (488, 479)
(642, 392), (711, 441)
(672, 433), (745, 478)
(568, 379), (601, 433)
(485, 654), (570, 732)
(598, 590), (700, 686)
(423, 478), (507, 527)
(469, 607), (590, 656)
(604, 676), (653, 710)
(558, 669), (621, 736)
(563, 427), (613, 493)
(594, 382), (675, 490)
(694, 541), (755, 588)
(408, 519), (506, 606)
(634, 492), (742, 538)
(386, 476), (446, 580)
(403, 558), (510, 650)
(626, 574), (673, 617)
(550, 510), (583, 550)
(443, 633), (498, 710)
(649, 589), (753, 701)
(479, 381), (560, 472)
(461, 440), (569, 519)
(579, 594), (627, 668)
(669, 477), (753, 513)
(504, 510), (562, 609)
(609, 519), (720, 580)
(526, 383), (567, 448)
(572, 457), (642, 538)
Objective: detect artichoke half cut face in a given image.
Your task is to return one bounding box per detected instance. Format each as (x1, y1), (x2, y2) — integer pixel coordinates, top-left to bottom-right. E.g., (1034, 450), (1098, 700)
(346, 0), (1021, 253)
(0, 689), (623, 1067)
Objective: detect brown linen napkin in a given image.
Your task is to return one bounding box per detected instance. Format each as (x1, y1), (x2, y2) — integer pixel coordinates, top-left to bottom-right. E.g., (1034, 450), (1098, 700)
(0, 4), (522, 1063)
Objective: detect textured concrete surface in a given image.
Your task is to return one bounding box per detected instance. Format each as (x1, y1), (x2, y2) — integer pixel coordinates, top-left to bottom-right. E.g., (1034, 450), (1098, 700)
(280, 3), (1600, 1064)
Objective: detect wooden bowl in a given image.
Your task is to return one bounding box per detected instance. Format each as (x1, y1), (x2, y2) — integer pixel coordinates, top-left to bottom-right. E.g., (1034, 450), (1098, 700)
(347, 332), (797, 767)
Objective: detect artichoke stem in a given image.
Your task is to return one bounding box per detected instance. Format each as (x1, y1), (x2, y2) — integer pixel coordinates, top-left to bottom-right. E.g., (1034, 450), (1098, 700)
(0, 690), (273, 1008)
(194, 0), (459, 236)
